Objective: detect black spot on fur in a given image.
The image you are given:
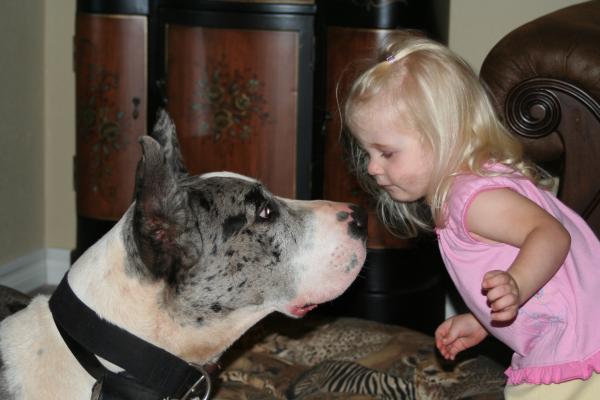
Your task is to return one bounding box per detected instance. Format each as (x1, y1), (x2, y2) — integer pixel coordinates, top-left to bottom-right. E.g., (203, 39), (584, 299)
(211, 303), (222, 313)
(336, 211), (349, 221)
(223, 213), (247, 241)
(271, 249), (281, 263)
(192, 191), (211, 211)
(238, 279), (247, 288)
(244, 186), (265, 209)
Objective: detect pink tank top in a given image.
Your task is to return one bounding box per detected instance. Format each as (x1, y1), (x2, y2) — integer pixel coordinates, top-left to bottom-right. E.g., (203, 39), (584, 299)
(436, 168), (600, 385)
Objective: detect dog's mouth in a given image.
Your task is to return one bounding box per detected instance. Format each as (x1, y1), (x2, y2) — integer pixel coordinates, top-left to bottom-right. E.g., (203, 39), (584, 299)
(290, 302), (318, 317)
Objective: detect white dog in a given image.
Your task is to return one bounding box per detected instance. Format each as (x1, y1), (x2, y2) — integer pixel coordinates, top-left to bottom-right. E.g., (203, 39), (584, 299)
(0, 110), (367, 399)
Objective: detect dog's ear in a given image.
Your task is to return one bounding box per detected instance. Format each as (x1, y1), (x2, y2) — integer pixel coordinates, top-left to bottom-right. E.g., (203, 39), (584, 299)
(150, 108), (188, 177)
(132, 136), (194, 281)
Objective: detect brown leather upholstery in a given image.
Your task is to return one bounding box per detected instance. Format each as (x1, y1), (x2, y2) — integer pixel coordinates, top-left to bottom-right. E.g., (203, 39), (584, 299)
(480, 0), (600, 237)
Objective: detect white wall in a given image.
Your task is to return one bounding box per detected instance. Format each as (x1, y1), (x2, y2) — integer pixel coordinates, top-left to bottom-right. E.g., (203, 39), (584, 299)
(448, 0), (583, 72)
(0, 1), (45, 265)
(44, 0), (76, 250)
(0, 0), (75, 266)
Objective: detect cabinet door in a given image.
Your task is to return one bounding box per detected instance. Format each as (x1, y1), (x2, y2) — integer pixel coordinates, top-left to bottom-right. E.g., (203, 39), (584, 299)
(322, 26), (409, 249)
(161, 6), (314, 199)
(75, 13), (147, 220)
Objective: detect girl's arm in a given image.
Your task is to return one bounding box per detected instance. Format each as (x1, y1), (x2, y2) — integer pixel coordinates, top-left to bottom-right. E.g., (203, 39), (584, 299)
(466, 188), (571, 322)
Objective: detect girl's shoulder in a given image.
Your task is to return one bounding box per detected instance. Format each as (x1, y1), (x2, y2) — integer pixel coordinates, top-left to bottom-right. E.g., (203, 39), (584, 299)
(450, 170), (505, 201)
(445, 165), (537, 225)
(449, 164), (532, 202)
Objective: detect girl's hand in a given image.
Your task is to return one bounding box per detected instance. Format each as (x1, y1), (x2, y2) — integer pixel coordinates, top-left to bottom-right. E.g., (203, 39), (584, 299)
(435, 313), (488, 361)
(482, 270), (520, 322)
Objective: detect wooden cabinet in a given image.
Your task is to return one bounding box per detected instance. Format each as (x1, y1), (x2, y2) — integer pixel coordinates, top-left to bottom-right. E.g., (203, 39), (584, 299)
(159, 2), (315, 199)
(74, 2), (149, 259)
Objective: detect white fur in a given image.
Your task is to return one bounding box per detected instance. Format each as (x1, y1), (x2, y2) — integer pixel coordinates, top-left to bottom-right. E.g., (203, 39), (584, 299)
(199, 171), (258, 183)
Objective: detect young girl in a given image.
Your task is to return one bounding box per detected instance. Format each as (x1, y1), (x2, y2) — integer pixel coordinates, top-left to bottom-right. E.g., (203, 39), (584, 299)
(342, 31), (600, 399)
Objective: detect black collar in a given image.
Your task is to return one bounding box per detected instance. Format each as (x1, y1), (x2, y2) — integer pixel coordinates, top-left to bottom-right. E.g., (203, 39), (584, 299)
(49, 276), (215, 400)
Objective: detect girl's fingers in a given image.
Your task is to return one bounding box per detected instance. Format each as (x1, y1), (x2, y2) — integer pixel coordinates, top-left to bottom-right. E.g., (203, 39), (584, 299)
(487, 285), (518, 305)
(490, 293), (519, 311)
(442, 329), (458, 344)
(486, 285), (507, 302)
(491, 307), (518, 322)
(482, 270), (510, 290)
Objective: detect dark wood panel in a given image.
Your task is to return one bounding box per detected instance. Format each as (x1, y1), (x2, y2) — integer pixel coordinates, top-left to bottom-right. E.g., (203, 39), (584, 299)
(554, 92), (600, 228)
(322, 26), (408, 249)
(75, 13), (147, 220)
(166, 25), (298, 198)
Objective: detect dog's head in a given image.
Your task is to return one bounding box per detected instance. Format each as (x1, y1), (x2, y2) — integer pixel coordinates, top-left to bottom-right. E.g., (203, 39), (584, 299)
(128, 110), (367, 325)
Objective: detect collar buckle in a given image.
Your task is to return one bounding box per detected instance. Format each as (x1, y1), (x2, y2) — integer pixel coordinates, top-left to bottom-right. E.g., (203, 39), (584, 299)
(179, 363), (211, 400)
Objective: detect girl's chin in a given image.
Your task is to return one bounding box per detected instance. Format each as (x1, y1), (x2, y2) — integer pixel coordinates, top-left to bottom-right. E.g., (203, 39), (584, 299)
(385, 188), (407, 200)
(384, 187), (421, 202)
(390, 194), (415, 202)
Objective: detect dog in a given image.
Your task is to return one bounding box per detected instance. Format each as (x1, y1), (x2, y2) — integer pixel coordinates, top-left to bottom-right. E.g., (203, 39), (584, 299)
(0, 110), (367, 399)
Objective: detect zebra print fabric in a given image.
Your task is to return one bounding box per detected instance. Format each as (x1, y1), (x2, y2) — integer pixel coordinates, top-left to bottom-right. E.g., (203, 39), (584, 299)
(287, 360), (416, 400)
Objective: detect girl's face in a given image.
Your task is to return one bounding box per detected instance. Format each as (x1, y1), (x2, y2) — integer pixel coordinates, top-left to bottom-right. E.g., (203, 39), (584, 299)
(351, 96), (434, 204)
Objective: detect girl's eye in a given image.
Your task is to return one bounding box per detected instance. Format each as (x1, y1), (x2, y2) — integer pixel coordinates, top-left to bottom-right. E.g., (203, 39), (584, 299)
(380, 152), (394, 159)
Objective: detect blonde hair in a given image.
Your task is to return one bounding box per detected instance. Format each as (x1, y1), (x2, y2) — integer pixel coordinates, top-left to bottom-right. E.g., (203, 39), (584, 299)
(342, 31), (548, 238)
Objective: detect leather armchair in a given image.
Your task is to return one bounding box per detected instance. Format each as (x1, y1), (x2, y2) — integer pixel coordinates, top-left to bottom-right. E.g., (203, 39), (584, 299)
(480, 0), (600, 237)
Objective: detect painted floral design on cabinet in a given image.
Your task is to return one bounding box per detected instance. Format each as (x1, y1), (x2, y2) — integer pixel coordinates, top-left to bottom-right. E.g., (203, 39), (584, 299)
(191, 56), (269, 142)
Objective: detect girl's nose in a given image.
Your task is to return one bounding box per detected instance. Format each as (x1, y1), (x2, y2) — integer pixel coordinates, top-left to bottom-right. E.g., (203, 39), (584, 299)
(367, 158), (382, 176)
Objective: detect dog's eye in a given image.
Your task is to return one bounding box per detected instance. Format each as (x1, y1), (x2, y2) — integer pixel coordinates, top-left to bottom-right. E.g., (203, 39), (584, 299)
(257, 203), (272, 221)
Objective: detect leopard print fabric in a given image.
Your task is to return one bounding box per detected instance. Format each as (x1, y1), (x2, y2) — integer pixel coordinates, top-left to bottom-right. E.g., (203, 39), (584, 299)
(214, 316), (506, 400)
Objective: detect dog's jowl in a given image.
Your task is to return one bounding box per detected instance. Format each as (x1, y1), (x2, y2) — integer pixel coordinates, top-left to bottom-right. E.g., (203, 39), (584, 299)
(0, 110), (367, 399)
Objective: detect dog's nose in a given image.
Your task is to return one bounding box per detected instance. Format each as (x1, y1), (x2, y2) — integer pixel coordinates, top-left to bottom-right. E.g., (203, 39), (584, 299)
(348, 204), (368, 240)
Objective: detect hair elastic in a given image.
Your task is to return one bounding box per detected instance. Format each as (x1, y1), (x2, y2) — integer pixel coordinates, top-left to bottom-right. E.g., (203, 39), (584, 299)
(385, 54), (396, 64)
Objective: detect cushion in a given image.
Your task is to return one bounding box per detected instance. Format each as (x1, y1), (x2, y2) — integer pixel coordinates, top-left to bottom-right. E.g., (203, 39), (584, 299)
(214, 315), (506, 399)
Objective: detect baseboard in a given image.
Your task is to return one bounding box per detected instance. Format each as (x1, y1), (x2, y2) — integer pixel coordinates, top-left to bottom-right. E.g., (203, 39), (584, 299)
(0, 248), (70, 293)
(45, 248), (70, 285)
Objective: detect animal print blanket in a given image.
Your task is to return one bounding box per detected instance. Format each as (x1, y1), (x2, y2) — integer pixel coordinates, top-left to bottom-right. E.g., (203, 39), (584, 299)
(214, 315), (506, 400)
